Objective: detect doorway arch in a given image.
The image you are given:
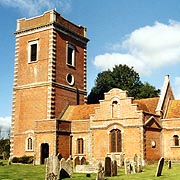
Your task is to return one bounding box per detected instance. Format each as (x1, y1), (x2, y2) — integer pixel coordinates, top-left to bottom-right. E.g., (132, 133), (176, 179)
(40, 143), (49, 164)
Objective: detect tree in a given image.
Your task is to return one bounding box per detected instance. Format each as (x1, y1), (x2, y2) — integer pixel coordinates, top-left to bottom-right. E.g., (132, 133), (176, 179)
(0, 138), (10, 159)
(87, 64), (160, 104)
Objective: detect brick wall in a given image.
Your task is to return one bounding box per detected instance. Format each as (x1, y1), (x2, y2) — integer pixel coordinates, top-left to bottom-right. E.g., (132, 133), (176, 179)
(145, 129), (161, 160)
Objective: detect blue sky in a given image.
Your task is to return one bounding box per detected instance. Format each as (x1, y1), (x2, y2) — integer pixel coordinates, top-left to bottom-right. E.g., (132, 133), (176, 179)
(1, 0), (180, 134)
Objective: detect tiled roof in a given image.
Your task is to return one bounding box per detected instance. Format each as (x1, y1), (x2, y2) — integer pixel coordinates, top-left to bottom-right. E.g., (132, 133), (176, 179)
(165, 100), (180, 118)
(61, 104), (99, 120)
(133, 97), (159, 114)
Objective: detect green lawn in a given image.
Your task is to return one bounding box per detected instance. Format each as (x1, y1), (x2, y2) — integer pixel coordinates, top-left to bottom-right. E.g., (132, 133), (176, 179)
(0, 160), (180, 180)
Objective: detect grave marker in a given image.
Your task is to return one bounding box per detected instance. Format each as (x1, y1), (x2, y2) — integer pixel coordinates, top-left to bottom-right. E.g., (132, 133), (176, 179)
(155, 157), (164, 177)
(45, 155), (60, 180)
(105, 157), (111, 177)
(96, 162), (105, 180)
(111, 160), (117, 176)
(59, 158), (73, 179)
(124, 158), (131, 174)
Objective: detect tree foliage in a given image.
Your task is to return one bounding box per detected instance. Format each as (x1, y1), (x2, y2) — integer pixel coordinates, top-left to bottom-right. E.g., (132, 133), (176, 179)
(0, 138), (10, 159)
(87, 64), (160, 104)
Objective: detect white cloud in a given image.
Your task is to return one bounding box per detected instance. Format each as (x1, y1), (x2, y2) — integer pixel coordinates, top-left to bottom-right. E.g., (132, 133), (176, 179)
(94, 20), (180, 76)
(0, 116), (11, 128)
(0, 0), (72, 17)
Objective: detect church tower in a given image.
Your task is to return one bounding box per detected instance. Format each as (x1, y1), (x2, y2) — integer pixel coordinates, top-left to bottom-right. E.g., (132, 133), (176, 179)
(11, 10), (89, 164)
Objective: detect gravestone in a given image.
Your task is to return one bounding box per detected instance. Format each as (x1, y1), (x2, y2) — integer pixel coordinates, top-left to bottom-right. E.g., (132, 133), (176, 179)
(96, 162), (105, 180)
(45, 155), (60, 180)
(111, 160), (117, 176)
(137, 157), (142, 173)
(133, 154), (138, 173)
(59, 158), (73, 179)
(168, 160), (172, 169)
(124, 158), (131, 174)
(155, 157), (164, 177)
(105, 157), (111, 176)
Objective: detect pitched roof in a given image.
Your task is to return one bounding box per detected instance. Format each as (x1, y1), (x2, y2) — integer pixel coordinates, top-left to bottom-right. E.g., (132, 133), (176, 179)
(61, 104), (99, 120)
(165, 100), (180, 118)
(133, 97), (159, 114)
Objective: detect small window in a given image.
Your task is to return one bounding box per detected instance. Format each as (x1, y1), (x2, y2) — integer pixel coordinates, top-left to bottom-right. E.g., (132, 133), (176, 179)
(67, 43), (75, 66)
(66, 73), (75, 86)
(31, 44), (37, 62)
(77, 138), (84, 154)
(28, 40), (38, 63)
(27, 137), (33, 151)
(173, 135), (179, 146)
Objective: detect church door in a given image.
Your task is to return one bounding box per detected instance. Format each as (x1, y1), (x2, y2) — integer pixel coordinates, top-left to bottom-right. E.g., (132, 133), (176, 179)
(40, 143), (49, 164)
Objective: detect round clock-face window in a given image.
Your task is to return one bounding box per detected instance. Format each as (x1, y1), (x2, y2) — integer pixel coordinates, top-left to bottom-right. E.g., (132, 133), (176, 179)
(66, 73), (74, 86)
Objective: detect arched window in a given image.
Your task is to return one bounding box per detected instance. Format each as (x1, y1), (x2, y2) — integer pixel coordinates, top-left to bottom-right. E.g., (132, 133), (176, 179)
(173, 135), (179, 146)
(110, 129), (122, 152)
(27, 137), (33, 150)
(77, 138), (84, 154)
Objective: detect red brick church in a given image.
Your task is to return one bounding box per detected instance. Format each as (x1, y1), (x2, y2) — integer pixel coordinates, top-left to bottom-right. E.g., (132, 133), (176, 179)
(11, 10), (180, 165)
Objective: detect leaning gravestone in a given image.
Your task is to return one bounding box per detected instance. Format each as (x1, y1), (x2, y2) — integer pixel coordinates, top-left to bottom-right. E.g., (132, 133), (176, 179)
(111, 160), (117, 176)
(59, 158), (73, 179)
(45, 155), (60, 180)
(155, 157), (164, 177)
(105, 157), (111, 176)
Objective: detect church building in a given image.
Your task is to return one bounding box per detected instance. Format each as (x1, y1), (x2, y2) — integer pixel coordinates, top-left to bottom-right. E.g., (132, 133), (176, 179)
(11, 10), (180, 165)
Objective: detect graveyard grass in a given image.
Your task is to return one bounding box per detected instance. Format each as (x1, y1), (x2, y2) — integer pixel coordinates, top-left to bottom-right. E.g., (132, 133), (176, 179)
(1, 161), (180, 180)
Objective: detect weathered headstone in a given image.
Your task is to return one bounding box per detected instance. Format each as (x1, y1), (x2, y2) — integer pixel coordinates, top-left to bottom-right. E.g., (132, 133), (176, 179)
(137, 157), (142, 173)
(111, 160), (117, 176)
(96, 162), (105, 180)
(133, 154), (138, 173)
(105, 157), (111, 176)
(168, 160), (172, 169)
(45, 155), (60, 180)
(59, 158), (73, 179)
(124, 158), (131, 174)
(155, 157), (164, 177)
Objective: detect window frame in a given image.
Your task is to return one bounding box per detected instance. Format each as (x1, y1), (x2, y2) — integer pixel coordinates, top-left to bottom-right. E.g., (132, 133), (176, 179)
(77, 138), (84, 154)
(66, 73), (75, 86)
(173, 135), (179, 146)
(110, 129), (122, 153)
(26, 136), (33, 151)
(66, 43), (75, 67)
(28, 40), (39, 63)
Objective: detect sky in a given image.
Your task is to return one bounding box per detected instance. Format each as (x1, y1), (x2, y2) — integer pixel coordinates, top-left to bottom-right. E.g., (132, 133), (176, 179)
(1, 0), (180, 135)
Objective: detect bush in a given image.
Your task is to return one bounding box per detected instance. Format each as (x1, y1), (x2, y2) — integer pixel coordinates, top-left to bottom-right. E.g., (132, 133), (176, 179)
(12, 156), (34, 164)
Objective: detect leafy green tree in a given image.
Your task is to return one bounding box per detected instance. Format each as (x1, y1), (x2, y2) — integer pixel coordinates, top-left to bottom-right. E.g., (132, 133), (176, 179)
(136, 82), (160, 99)
(87, 64), (160, 104)
(0, 138), (10, 159)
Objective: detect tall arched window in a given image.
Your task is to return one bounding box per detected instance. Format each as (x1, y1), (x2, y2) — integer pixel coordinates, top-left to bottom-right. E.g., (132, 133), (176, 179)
(27, 137), (33, 150)
(77, 138), (84, 154)
(110, 129), (122, 152)
(173, 135), (179, 146)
